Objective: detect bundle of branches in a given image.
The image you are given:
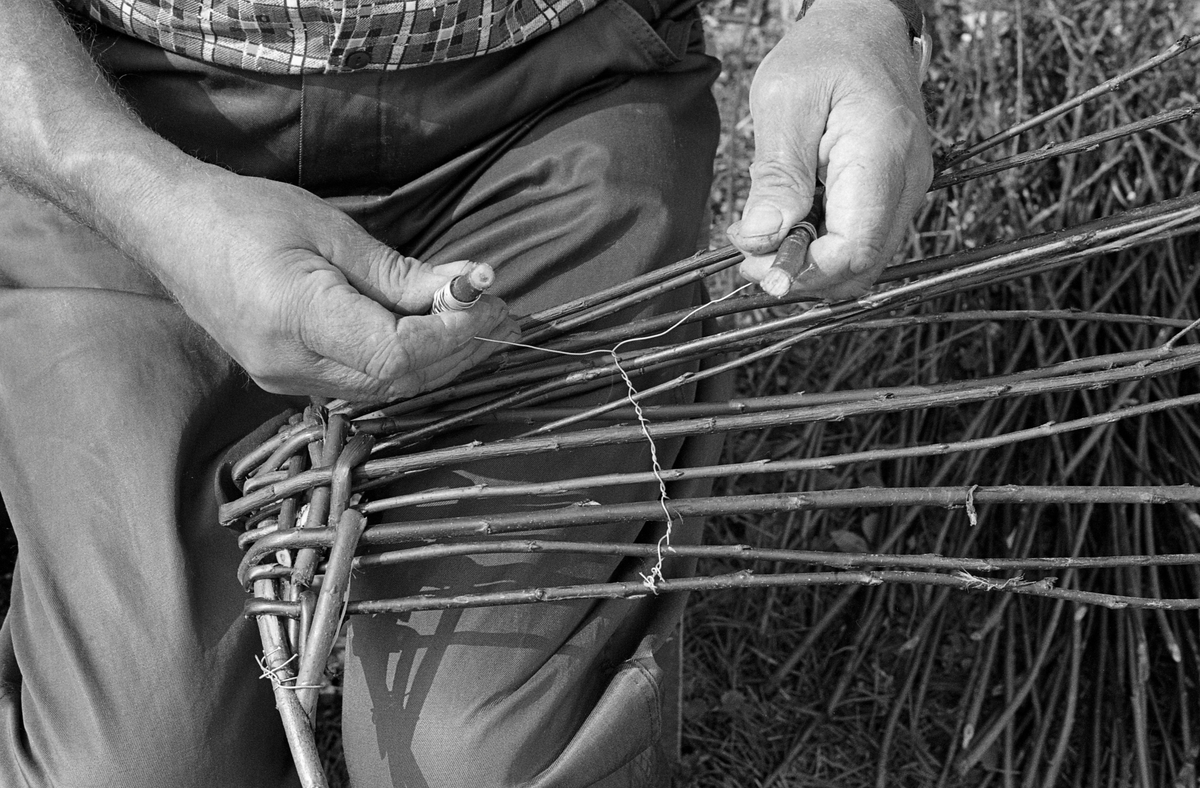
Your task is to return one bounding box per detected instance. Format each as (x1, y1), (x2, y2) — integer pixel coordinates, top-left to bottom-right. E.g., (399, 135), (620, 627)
(681, 2), (1200, 786)
(222, 3), (1200, 782)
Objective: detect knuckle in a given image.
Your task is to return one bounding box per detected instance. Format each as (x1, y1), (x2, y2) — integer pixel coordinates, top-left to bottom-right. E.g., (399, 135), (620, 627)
(364, 248), (417, 300)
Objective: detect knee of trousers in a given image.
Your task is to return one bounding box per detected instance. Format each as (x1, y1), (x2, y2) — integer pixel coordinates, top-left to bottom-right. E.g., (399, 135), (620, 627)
(0, 659), (298, 788)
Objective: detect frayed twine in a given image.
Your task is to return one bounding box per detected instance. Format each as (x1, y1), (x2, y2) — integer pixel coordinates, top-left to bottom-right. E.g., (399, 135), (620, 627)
(256, 647), (323, 691)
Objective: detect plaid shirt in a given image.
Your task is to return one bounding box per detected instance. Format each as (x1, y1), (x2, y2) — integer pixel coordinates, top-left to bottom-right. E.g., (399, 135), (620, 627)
(65, 0), (600, 75)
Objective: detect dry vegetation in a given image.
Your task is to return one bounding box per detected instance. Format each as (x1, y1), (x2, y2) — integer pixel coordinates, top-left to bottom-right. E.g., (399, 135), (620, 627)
(684, 0), (1200, 785)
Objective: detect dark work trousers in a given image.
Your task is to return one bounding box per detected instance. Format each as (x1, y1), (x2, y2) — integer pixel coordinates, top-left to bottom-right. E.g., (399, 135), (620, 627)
(0, 2), (722, 787)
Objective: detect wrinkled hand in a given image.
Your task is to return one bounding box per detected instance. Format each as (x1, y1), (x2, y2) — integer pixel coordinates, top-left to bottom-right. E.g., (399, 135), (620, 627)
(139, 169), (518, 402)
(728, 0), (933, 300)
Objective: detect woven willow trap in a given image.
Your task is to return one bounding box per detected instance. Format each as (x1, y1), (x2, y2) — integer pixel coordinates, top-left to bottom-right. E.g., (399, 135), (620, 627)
(218, 33), (1200, 788)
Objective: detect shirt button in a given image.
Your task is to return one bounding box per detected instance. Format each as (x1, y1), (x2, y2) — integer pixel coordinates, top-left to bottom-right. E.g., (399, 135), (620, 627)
(344, 49), (371, 69)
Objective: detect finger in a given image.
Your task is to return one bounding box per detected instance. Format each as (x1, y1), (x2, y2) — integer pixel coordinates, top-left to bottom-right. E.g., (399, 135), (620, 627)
(356, 254), (475, 316)
(738, 248), (839, 295)
(353, 247), (444, 315)
(256, 312), (519, 401)
(358, 312), (520, 401)
(726, 71), (827, 256)
(298, 276), (511, 382)
(810, 148), (931, 301)
(386, 258), (482, 315)
(428, 259), (481, 282)
(252, 355), (401, 400)
(794, 104), (920, 294)
(412, 316), (521, 396)
(324, 224), (481, 315)
(740, 132), (928, 300)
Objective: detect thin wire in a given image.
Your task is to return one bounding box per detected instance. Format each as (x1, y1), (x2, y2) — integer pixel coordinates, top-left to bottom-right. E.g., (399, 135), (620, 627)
(475, 283), (757, 589)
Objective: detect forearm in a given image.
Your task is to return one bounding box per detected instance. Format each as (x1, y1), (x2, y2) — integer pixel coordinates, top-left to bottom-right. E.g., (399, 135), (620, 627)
(0, 0), (205, 267)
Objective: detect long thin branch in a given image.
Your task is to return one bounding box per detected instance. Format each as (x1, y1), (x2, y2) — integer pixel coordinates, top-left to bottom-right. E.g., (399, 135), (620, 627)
(221, 349), (1200, 523)
(938, 33), (1200, 169)
(348, 539), (1200, 572)
(351, 393), (1200, 517)
(338, 309), (1196, 433)
(236, 485), (1200, 582)
(244, 568), (1200, 619)
(932, 103), (1200, 190)
(519, 245), (742, 331)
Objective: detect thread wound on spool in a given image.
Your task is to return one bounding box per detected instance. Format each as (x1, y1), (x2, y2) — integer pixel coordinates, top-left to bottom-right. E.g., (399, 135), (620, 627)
(762, 221), (818, 298)
(432, 262), (495, 313)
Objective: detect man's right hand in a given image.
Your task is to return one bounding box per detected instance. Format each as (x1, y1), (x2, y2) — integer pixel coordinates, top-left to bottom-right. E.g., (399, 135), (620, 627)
(1, 0), (517, 404)
(134, 168), (518, 402)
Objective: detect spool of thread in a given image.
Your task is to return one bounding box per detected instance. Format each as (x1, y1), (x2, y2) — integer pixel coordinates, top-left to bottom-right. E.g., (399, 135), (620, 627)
(759, 190), (825, 298)
(760, 221), (819, 298)
(431, 262), (496, 313)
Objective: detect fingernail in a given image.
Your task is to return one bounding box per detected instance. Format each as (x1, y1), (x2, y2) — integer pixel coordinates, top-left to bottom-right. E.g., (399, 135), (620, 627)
(738, 206), (784, 238)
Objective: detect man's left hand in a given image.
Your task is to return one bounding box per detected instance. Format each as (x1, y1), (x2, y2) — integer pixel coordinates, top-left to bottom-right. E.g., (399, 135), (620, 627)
(728, 0), (933, 300)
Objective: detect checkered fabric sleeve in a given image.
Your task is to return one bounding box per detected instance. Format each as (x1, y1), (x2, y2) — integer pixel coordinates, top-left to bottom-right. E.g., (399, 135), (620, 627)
(64, 0), (601, 75)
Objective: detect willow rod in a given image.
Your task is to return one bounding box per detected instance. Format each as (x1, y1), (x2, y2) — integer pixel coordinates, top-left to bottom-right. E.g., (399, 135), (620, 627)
(242, 544), (1200, 584)
(236, 485), (1200, 583)
(931, 103), (1200, 190)
(245, 569), (1200, 619)
(343, 309), (1200, 433)
(252, 579), (327, 788)
(221, 350), (1200, 523)
(232, 419), (318, 486)
(531, 203), (1200, 355)
(349, 539), (1200, 573)
(349, 391), (1200, 516)
(245, 388), (1200, 524)
(519, 245), (742, 331)
(937, 32), (1200, 170)
(883, 191), (1200, 281)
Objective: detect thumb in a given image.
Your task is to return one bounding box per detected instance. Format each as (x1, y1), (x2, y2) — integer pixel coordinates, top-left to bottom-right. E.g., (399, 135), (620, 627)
(346, 242), (480, 315)
(393, 258), (482, 314)
(727, 77), (825, 255)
